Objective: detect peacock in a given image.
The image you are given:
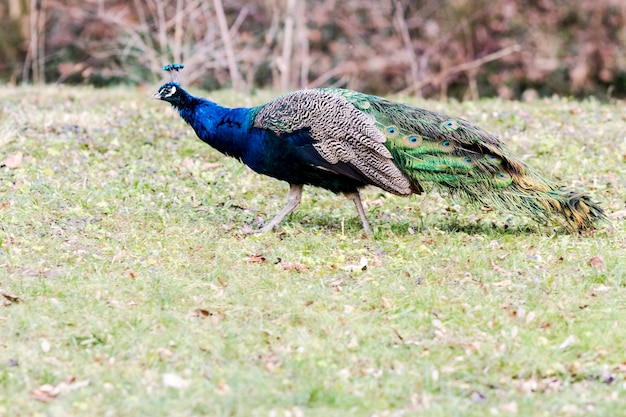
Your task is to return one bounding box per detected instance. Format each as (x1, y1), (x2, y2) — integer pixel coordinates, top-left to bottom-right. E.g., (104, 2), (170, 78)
(152, 64), (605, 234)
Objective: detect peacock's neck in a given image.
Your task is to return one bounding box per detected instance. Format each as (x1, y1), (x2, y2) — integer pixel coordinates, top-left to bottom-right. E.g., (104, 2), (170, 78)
(177, 98), (254, 160)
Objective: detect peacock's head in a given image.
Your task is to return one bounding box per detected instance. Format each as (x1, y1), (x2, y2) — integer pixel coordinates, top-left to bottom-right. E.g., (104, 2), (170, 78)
(151, 82), (192, 108)
(151, 82), (187, 105)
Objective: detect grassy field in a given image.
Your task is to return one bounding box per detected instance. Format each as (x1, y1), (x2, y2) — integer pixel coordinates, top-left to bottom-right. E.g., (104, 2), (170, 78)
(0, 85), (625, 417)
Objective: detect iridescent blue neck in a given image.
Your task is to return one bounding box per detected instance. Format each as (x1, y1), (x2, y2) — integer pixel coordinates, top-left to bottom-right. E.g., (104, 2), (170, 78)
(175, 97), (254, 160)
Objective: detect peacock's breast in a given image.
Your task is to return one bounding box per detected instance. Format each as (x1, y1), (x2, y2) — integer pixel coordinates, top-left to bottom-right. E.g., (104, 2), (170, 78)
(242, 128), (367, 194)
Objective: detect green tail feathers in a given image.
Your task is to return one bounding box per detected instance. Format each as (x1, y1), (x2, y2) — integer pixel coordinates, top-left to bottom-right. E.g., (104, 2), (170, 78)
(323, 88), (606, 232)
(393, 139), (606, 232)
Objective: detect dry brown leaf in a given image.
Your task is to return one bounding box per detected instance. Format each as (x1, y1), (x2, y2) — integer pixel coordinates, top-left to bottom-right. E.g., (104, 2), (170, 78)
(276, 261), (307, 272)
(539, 321), (552, 329)
(215, 381), (231, 395)
(191, 308), (210, 318)
(203, 162), (222, 170)
(465, 342), (481, 353)
(264, 353), (281, 372)
(0, 289), (22, 305)
(525, 245), (543, 262)
(491, 260), (508, 275)
(31, 385), (58, 403)
(244, 254), (266, 264)
(190, 308), (223, 323)
(588, 255), (605, 270)
(31, 376), (90, 402)
(4, 152), (23, 169)
(0, 201), (10, 211)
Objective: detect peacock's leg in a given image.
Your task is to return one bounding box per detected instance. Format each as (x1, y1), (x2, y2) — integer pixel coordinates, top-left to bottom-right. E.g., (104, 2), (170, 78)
(257, 183), (303, 233)
(345, 191), (372, 233)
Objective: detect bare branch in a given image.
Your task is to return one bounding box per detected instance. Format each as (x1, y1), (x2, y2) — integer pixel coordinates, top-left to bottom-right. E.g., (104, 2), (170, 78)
(213, 0), (243, 91)
(399, 44), (522, 95)
(278, 0), (296, 92)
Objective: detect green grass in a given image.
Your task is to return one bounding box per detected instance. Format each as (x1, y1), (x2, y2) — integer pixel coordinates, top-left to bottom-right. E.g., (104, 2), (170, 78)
(1, 85), (625, 417)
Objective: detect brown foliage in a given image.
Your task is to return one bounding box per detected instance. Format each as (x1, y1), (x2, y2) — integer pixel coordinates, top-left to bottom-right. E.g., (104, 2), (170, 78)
(1, 0), (625, 98)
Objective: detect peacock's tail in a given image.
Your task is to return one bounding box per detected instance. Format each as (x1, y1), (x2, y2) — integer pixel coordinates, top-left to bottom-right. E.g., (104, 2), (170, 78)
(428, 165), (606, 232)
(322, 88), (606, 232)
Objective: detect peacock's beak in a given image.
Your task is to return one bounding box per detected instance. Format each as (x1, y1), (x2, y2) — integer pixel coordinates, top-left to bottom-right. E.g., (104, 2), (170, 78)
(150, 91), (162, 100)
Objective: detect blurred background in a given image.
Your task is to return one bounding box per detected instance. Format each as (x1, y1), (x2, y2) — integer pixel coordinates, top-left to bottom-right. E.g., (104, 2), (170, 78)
(1, 0), (625, 99)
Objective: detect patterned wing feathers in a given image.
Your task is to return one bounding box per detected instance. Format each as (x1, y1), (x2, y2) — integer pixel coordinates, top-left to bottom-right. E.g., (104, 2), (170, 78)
(254, 90), (412, 196)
